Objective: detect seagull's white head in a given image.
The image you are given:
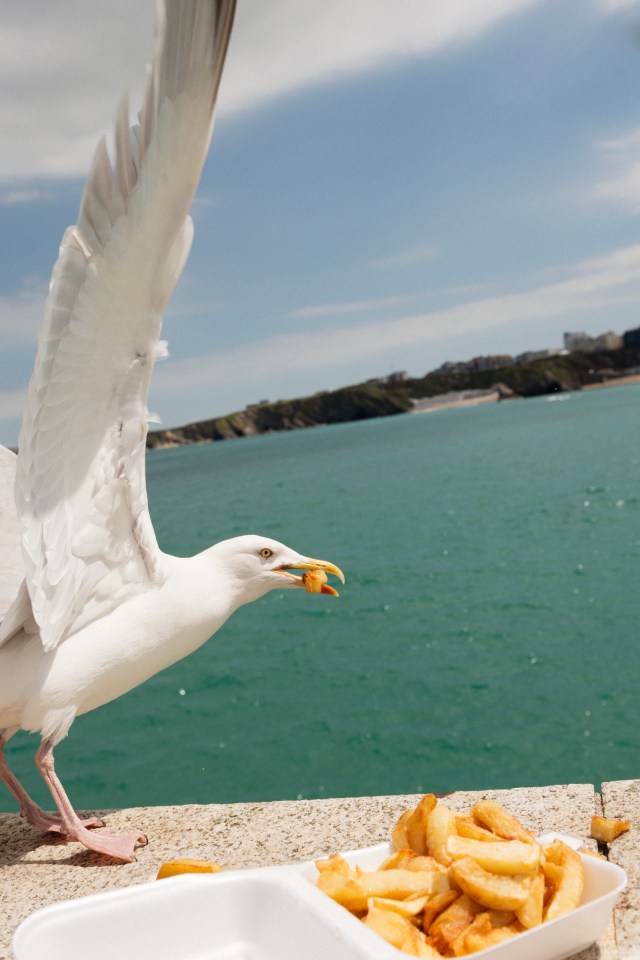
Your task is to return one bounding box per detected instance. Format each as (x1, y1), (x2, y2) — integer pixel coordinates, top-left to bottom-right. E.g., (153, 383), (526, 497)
(208, 535), (345, 605)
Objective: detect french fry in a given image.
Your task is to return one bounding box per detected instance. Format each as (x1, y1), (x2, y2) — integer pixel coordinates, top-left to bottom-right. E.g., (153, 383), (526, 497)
(382, 851), (445, 873)
(406, 858), (447, 874)
(450, 912), (493, 957)
(447, 835), (540, 876)
(315, 853), (350, 875)
(368, 895), (430, 917)
(302, 569), (327, 593)
(392, 809), (413, 851)
(317, 866), (451, 913)
(379, 849), (420, 870)
(155, 858), (222, 878)
(428, 894), (483, 953)
(364, 904), (441, 958)
(460, 920), (519, 954)
(426, 802), (457, 866)
(590, 815), (631, 844)
(515, 871), (545, 929)
(364, 904), (416, 952)
(471, 800), (535, 843)
(540, 855), (563, 889)
(455, 817), (503, 843)
(420, 890), (459, 932)
(484, 908), (517, 928)
(450, 857), (531, 911)
(406, 794), (437, 855)
(543, 840), (584, 922)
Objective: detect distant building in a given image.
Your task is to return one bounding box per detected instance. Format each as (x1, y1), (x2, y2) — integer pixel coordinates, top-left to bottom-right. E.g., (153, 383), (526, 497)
(367, 370), (409, 385)
(623, 326), (640, 347)
(563, 331), (623, 353)
(472, 355), (513, 371)
(483, 355), (513, 370)
(515, 348), (565, 364)
(434, 361), (464, 374)
(435, 355), (513, 375)
(563, 332), (588, 352)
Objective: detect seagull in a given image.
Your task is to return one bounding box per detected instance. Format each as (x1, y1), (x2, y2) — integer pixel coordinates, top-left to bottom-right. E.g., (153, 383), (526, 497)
(0, 0), (344, 863)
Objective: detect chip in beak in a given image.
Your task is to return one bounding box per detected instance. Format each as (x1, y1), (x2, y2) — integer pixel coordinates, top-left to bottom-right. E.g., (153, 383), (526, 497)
(277, 558), (345, 596)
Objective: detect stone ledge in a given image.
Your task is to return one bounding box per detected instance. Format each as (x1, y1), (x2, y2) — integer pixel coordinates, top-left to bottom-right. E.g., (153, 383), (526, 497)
(1, 781), (637, 959)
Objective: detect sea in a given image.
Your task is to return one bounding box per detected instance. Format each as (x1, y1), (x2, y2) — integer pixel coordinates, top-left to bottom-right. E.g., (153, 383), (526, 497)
(2, 383), (639, 813)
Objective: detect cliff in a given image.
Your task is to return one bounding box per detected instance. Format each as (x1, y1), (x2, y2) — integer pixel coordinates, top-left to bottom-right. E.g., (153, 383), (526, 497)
(146, 383), (410, 449)
(146, 345), (640, 449)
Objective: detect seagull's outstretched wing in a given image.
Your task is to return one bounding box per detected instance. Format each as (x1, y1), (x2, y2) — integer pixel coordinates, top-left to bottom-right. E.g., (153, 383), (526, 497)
(3, 0), (236, 652)
(0, 447), (23, 622)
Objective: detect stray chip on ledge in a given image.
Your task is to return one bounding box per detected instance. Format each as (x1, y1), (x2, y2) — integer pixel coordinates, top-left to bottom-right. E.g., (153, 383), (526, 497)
(156, 858), (222, 879)
(590, 816), (631, 844)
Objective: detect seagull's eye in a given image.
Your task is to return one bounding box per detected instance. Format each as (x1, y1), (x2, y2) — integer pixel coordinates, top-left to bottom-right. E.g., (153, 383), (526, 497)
(259, 547), (274, 560)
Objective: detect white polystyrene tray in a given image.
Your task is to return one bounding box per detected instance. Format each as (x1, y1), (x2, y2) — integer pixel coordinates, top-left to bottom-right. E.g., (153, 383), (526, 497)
(12, 835), (627, 960)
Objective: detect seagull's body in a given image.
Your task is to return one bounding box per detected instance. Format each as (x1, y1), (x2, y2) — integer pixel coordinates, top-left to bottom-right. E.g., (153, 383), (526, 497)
(0, 0), (343, 862)
(0, 545), (251, 739)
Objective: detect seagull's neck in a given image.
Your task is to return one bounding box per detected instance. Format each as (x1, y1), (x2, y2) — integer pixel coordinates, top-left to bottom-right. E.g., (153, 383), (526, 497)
(160, 549), (247, 648)
(153, 545), (270, 656)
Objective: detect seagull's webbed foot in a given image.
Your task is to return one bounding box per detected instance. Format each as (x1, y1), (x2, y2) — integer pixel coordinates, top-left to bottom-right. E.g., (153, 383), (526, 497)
(60, 824), (148, 863)
(0, 736), (105, 833)
(36, 739), (147, 863)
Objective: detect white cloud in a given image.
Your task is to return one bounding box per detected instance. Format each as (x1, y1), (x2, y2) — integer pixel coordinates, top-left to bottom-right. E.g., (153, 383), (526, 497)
(0, 389), (27, 425)
(291, 294), (419, 319)
(0, 0), (155, 182)
(596, 127), (640, 155)
(224, 0), (543, 114)
(368, 244), (441, 270)
(595, 164), (640, 212)
(0, 0), (543, 183)
(594, 127), (640, 213)
(0, 287), (45, 346)
(0, 189), (53, 206)
(594, 0), (640, 11)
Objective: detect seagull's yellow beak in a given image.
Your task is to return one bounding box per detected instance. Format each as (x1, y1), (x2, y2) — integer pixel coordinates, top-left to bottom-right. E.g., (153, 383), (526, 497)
(276, 558), (345, 596)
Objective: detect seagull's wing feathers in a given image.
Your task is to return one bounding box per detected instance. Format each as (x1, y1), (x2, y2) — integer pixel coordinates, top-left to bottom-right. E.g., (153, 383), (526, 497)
(5, 0), (236, 652)
(0, 446), (24, 622)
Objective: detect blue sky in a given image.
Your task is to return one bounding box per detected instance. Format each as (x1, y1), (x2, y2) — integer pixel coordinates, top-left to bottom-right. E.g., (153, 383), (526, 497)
(2, 0), (640, 445)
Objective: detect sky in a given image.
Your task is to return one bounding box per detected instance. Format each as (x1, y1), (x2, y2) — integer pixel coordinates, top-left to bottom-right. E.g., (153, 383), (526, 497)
(2, 0), (640, 444)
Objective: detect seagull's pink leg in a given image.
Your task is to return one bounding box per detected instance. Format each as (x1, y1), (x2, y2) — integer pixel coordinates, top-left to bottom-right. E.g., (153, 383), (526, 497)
(36, 739), (147, 863)
(0, 736), (103, 833)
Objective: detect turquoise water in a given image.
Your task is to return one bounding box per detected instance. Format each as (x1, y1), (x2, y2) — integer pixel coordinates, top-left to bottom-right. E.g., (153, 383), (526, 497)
(3, 384), (639, 811)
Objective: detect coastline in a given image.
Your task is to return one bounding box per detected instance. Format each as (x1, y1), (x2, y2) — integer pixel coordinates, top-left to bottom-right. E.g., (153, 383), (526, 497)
(410, 373), (640, 416)
(147, 357), (640, 451)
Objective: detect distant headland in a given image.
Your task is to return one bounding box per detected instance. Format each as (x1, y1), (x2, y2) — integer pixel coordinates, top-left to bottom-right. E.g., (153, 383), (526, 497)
(147, 327), (640, 450)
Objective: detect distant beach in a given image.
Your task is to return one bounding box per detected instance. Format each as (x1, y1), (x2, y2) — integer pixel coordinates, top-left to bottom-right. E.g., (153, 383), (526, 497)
(583, 372), (640, 391)
(411, 373), (640, 415)
(411, 388), (502, 414)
